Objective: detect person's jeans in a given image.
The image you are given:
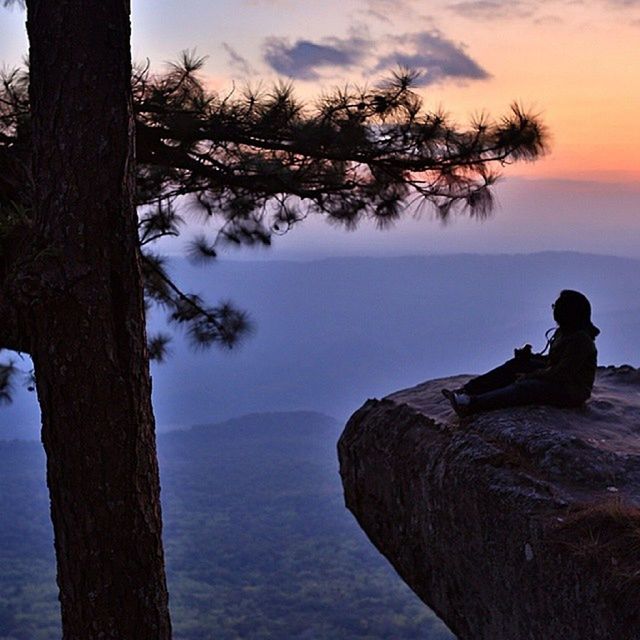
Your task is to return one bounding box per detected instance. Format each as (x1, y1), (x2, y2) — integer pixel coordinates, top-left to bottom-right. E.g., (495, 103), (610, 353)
(462, 356), (582, 411)
(463, 356), (547, 395)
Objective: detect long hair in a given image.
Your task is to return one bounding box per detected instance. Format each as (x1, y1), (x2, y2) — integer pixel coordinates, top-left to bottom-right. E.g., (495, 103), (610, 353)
(553, 290), (600, 338)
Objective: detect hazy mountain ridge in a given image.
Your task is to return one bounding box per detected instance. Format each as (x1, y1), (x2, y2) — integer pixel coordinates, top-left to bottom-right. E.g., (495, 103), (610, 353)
(125, 251), (640, 429)
(2, 251), (640, 440)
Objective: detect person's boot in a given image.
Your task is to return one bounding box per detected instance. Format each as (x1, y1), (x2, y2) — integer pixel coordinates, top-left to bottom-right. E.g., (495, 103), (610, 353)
(441, 389), (472, 417)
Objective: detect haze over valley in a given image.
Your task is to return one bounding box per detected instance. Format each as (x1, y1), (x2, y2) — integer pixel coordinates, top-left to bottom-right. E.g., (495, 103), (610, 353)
(2, 251), (640, 439)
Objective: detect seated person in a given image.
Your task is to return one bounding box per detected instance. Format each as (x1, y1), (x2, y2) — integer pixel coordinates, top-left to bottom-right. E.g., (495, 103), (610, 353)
(443, 289), (599, 416)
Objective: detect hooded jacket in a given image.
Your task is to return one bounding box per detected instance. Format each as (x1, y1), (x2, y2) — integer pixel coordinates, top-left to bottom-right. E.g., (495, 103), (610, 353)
(525, 328), (597, 402)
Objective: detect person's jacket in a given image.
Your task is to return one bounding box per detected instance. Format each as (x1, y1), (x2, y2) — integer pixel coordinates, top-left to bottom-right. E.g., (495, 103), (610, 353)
(525, 329), (597, 402)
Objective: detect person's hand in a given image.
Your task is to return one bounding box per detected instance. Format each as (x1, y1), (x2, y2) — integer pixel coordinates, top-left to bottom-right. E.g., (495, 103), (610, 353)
(514, 344), (533, 360)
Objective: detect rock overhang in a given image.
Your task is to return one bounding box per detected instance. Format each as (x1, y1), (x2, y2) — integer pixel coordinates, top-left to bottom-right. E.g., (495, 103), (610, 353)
(338, 366), (640, 640)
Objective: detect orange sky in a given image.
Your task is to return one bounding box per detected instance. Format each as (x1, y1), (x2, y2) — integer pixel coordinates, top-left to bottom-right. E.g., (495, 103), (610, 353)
(416, 4), (640, 181)
(2, 0), (639, 181)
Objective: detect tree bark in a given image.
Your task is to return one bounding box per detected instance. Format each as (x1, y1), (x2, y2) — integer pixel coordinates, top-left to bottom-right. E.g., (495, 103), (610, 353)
(25, 1), (172, 637)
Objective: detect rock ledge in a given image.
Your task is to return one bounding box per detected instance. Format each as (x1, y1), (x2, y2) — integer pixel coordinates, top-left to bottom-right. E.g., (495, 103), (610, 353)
(338, 366), (640, 640)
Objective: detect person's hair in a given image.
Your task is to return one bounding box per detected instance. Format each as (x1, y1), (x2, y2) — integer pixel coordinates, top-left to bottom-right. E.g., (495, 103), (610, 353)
(553, 289), (600, 338)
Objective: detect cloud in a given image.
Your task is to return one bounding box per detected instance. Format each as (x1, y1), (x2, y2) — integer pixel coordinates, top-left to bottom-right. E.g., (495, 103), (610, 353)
(373, 31), (490, 86)
(364, 0), (414, 14)
(447, 0), (640, 19)
(359, 6), (393, 23)
(534, 14), (563, 25)
(222, 43), (254, 76)
(262, 36), (368, 80)
(261, 29), (489, 87)
(447, 0), (536, 19)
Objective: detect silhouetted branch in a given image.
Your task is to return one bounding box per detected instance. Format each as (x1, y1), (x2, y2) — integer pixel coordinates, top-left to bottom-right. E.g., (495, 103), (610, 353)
(0, 53), (548, 388)
(141, 253), (252, 349)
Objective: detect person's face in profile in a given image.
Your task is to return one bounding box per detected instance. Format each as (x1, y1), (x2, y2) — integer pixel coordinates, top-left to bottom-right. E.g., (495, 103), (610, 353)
(552, 297), (563, 326)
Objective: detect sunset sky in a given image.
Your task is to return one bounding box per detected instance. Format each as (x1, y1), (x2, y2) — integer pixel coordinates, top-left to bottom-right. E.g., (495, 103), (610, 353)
(1, 0), (639, 255)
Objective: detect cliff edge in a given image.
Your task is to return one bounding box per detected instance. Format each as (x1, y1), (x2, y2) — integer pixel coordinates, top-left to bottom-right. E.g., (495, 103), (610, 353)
(338, 366), (640, 640)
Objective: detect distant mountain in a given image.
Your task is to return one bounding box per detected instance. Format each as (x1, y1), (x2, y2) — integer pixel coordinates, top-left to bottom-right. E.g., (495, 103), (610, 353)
(148, 251), (640, 429)
(0, 411), (454, 640)
(2, 251), (640, 440)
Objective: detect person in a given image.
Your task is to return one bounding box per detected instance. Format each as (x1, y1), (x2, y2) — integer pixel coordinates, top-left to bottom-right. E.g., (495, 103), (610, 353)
(442, 289), (600, 417)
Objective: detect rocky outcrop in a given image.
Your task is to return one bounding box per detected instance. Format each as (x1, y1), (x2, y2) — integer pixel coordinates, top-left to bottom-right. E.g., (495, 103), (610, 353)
(338, 366), (640, 640)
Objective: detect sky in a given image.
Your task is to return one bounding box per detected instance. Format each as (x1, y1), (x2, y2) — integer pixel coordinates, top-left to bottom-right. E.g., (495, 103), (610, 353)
(2, 0), (639, 259)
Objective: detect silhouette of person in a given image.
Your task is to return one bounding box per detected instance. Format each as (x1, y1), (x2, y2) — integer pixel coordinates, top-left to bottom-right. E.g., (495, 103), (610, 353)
(443, 289), (599, 416)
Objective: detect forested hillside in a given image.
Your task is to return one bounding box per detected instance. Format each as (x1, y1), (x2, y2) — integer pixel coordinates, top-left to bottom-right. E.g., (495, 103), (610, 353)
(0, 412), (453, 640)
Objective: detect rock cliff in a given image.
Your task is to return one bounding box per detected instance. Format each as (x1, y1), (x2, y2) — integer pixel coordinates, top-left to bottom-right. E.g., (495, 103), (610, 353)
(338, 366), (640, 640)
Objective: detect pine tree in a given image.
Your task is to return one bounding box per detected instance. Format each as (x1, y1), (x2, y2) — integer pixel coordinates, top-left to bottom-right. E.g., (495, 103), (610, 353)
(2, 51), (547, 369)
(4, 1), (172, 637)
(0, 2), (547, 636)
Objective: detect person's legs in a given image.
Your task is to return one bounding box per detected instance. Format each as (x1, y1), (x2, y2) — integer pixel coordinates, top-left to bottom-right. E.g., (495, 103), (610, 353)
(463, 357), (545, 395)
(469, 379), (571, 412)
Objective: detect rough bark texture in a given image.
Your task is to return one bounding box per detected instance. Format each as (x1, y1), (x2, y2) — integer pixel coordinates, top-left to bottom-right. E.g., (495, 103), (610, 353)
(26, 1), (171, 637)
(338, 366), (640, 640)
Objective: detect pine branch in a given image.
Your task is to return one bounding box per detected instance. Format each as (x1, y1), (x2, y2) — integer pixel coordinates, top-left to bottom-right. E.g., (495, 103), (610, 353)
(147, 333), (171, 362)
(0, 358), (16, 405)
(141, 253), (252, 348)
(0, 54), (548, 367)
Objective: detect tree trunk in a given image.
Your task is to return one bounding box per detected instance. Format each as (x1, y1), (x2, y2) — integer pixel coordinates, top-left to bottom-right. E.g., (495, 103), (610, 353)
(25, 1), (172, 637)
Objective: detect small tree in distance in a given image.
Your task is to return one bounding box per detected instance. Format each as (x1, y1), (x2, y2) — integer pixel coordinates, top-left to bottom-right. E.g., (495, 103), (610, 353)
(0, 3), (546, 634)
(1, 51), (547, 371)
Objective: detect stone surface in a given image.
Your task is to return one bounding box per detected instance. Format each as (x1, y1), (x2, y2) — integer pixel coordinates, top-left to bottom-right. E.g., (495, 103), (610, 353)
(338, 366), (640, 640)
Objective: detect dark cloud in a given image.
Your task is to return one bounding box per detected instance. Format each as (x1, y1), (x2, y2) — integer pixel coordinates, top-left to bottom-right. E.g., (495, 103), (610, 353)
(360, 7), (393, 23)
(365, 0), (413, 13)
(262, 36), (368, 80)
(534, 14), (563, 25)
(374, 31), (490, 86)
(222, 43), (254, 76)
(447, 0), (535, 19)
(448, 0), (640, 19)
(354, 0), (426, 24)
(261, 29), (488, 87)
